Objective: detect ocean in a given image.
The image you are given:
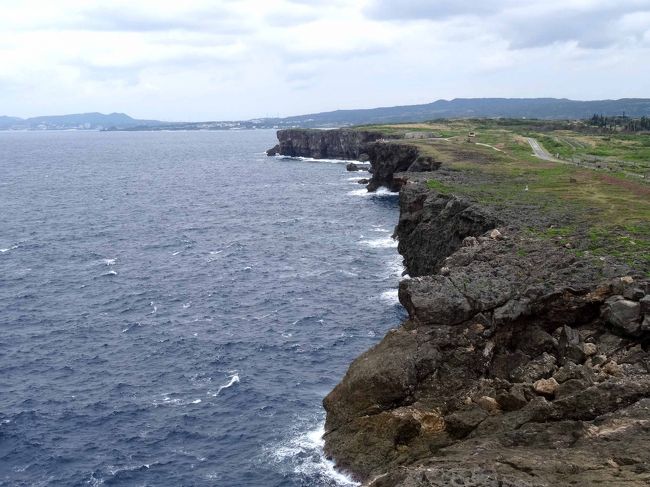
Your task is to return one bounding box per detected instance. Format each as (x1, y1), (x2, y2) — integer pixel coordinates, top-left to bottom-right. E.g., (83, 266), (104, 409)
(0, 130), (405, 486)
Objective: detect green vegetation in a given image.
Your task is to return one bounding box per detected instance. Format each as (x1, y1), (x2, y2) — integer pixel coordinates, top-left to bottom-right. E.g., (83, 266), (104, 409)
(360, 119), (650, 274)
(590, 114), (650, 132)
(426, 179), (453, 194)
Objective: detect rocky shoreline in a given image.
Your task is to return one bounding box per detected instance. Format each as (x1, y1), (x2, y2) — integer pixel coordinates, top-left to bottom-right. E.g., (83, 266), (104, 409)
(268, 129), (650, 486)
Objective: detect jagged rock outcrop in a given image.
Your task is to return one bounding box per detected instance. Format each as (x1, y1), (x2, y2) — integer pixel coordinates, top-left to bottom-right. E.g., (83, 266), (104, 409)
(395, 185), (498, 276)
(323, 183), (650, 486)
(347, 162), (371, 172)
(267, 129), (443, 192)
(272, 128), (382, 159)
(266, 128), (650, 484)
(365, 143), (420, 191)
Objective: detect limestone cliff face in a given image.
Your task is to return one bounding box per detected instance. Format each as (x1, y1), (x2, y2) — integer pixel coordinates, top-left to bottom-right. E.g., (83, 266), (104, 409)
(271, 129), (382, 160)
(267, 130), (442, 192)
(394, 185), (497, 276)
(323, 181), (650, 486)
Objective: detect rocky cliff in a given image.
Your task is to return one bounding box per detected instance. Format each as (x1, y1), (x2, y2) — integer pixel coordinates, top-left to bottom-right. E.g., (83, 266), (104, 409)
(267, 129), (440, 192)
(267, 128), (650, 486)
(323, 178), (650, 486)
(267, 128), (382, 159)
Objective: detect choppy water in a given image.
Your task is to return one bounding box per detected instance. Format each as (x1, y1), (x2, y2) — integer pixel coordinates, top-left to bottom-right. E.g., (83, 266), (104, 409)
(0, 130), (405, 486)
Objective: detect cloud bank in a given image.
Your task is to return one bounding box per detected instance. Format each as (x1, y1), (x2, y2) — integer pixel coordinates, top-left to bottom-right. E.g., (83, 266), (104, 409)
(0, 0), (648, 120)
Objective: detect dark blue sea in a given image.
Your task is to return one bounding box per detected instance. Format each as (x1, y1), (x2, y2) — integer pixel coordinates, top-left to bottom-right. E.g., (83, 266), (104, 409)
(0, 130), (405, 486)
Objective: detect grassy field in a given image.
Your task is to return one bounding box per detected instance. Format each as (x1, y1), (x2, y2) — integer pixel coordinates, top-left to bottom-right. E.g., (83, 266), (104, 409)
(357, 120), (650, 274)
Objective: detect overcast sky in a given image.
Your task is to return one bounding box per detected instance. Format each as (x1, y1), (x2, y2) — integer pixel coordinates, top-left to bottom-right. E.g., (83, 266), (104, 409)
(1, 0), (649, 121)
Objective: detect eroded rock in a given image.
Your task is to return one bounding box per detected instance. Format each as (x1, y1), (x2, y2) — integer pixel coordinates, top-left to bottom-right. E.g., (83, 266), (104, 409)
(322, 179), (650, 486)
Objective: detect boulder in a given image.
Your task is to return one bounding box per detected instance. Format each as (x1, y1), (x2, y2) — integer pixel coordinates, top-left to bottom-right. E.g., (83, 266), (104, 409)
(640, 295), (650, 314)
(583, 342), (598, 356)
(623, 287), (645, 301)
(510, 353), (556, 383)
(533, 377), (559, 397)
(496, 385), (529, 411)
(444, 406), (488, 438)
(603, 299), (642, 335)
(346, 162), (370, 172)
(476, 396), (500, 414)
(558, 325), (586, 364)
(398, 276), (473, 326)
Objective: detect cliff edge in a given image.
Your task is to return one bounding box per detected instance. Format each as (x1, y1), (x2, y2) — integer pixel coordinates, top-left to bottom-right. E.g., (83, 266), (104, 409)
(324, 182), (650, 486)
(267, 127), (650, 486)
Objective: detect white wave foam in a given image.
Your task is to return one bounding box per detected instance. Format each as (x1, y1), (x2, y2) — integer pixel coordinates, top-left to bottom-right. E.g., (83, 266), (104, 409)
(380, 289), (399, 305)
(347, 186), (396, 197)
(0, 245), (18, 253)
(153, 395), (203, 407)
(277, 155), (362, 165)
(270, 424), (359, 486)
(373, 187), (396, 196)
(359, 236), (397, 249)
(210, 373), (240, 396)
(102, 270), (117, 276)
(102, 258), (116, 266)
(87, 472), (104, 486)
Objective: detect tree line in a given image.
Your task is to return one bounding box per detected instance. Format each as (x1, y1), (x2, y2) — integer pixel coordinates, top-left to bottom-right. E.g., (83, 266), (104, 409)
(589, 114), (650, 132)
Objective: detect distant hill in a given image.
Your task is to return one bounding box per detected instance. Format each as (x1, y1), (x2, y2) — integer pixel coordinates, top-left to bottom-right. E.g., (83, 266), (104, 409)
(265, 98), (650, 128)
(4, 99), (650, 131)
(0, 112), (165, 130)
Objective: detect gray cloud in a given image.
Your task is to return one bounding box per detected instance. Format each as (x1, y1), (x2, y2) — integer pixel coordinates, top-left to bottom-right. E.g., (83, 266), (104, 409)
(365, 0), (650, 49)
(1, 0), (649, 120)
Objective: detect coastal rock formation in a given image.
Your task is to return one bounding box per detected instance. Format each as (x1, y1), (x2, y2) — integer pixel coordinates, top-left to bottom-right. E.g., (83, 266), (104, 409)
(365, 144), (442, 192)
(324, 192), (650, 487)
(267, 129), (442, 192)
(264, 130), (650, 487)
(365, 143), (419, 191)
(267, 128), (650, 485)
(347, 162), (371, 172)
(273, 128), (382, 159)
(323, 183), (650, 486)
(395, 185), (497, 276)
